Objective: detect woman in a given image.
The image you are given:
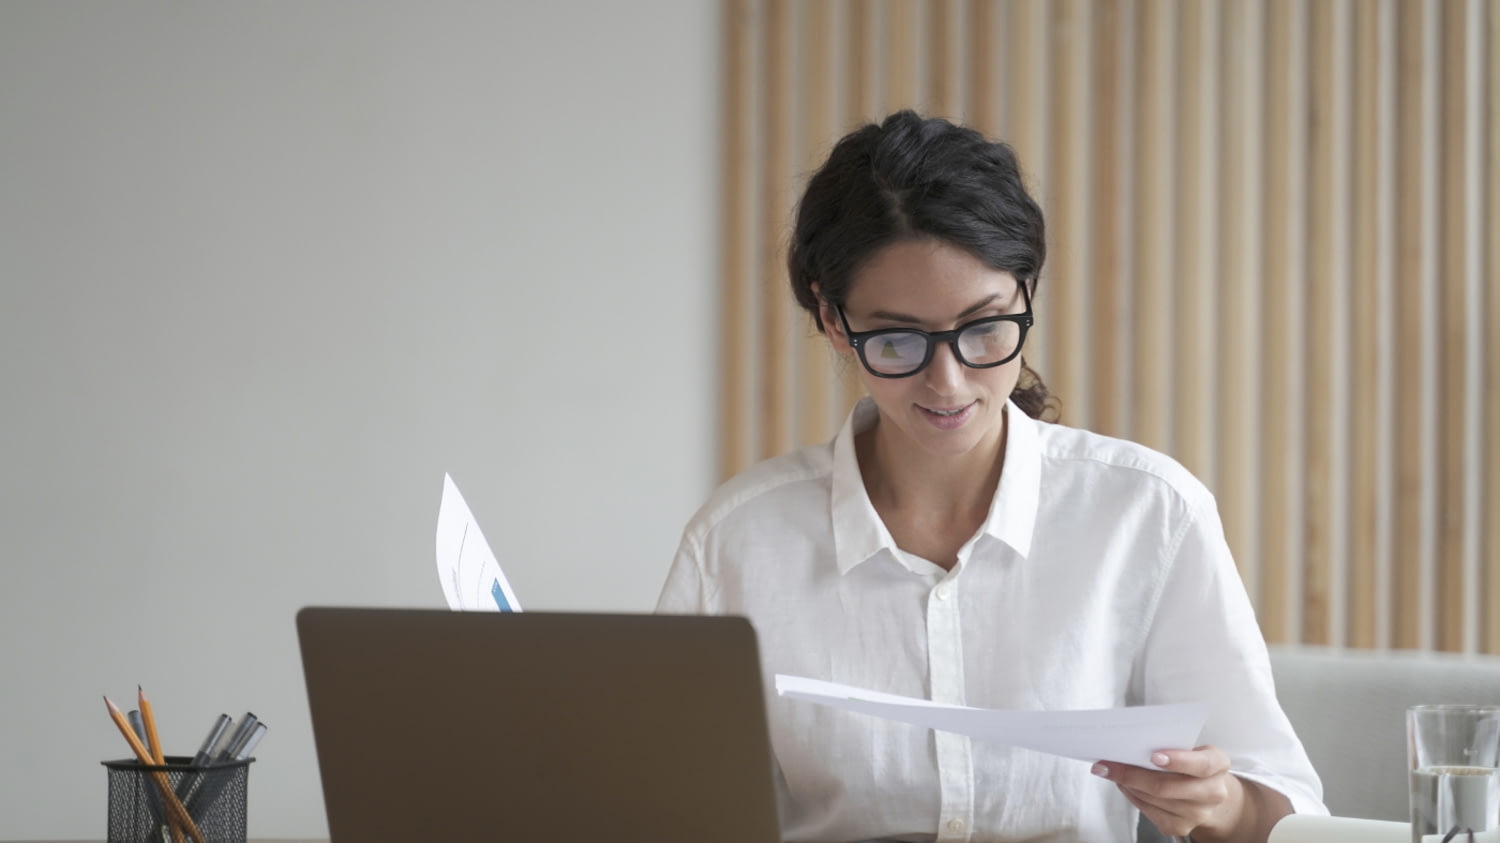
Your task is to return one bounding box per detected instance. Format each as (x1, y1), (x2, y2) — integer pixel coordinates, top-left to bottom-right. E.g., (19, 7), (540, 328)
(657, 111), (1324, 842)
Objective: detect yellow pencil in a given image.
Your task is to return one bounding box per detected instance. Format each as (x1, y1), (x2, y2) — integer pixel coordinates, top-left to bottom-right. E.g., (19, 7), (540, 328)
(137, 686), (183, 843)
(104, 696), (205, 843)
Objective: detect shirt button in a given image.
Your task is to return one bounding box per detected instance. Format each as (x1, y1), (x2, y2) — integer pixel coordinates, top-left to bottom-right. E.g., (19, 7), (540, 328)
(947, 818), (965, 832)
(935, 584), (951, 600)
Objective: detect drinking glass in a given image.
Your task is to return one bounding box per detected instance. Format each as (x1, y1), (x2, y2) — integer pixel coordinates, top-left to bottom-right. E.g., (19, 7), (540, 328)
(1409, 704), (1500, 842)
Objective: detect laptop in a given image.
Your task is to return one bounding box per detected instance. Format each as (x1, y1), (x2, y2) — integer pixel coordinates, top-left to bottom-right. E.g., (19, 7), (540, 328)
(296, 607), (783, 842)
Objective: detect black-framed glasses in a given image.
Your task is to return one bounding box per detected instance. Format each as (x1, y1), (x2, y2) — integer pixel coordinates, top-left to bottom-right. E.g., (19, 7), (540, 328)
(835, 282), (1033, 378)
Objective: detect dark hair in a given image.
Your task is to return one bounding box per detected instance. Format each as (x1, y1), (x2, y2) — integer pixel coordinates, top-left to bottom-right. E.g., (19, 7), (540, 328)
(787, 110), (1058, 421)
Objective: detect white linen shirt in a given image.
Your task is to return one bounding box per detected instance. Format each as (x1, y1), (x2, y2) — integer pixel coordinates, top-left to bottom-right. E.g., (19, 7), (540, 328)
(656, 398), (1326, 842)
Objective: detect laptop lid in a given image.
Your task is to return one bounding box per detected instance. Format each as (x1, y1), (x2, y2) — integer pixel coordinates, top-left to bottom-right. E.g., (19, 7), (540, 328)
(296, 607), (782, 843)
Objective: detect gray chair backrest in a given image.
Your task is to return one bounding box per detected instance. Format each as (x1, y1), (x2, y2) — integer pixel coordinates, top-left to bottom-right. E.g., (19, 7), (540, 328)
(1137, 646), (1500, 842)
(1268, 645), (1500, 821)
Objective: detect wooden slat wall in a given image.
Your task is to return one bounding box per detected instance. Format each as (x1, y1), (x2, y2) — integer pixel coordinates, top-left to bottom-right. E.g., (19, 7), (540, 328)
(1486, 0), (1500, 656)
(718, 0), (1498, 654)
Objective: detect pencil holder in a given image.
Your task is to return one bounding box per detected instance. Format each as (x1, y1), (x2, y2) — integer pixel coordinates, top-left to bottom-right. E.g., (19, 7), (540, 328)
(102, 756), (252, 842)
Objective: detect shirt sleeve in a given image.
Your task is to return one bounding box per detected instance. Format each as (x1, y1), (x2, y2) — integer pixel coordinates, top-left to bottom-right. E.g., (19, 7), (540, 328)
(655, 532), (707, 614)
(654, 525), (800, 832)
(1135, 496), (1329, 817)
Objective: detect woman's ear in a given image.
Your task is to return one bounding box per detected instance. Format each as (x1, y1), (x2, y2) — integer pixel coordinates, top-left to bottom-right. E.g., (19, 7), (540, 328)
(813, 283), (853, 353)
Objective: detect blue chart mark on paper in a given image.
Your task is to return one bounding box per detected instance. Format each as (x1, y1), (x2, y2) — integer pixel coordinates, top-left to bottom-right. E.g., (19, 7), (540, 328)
(491, 579), (513, 611)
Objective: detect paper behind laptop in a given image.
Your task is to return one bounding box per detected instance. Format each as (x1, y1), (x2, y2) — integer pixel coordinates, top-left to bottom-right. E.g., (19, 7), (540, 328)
(1267, 814), (1410, 842)
(435, 473), (521, 611)
(776, 674), (1208, 768)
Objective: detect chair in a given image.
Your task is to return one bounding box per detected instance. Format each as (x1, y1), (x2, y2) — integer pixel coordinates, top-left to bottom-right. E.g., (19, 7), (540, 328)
(1138, 645), (1500, 842)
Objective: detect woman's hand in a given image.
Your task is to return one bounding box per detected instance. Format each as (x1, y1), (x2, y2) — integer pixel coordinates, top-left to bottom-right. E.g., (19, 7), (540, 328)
(1091, 745), (1290, 842)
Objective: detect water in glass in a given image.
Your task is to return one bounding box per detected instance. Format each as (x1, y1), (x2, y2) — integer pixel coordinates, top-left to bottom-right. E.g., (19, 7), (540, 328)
(1410, 764), (1500, 842)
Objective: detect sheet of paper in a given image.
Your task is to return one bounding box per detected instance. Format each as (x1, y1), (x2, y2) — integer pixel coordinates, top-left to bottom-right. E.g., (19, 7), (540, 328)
(435, 473), (521, 611)
(776, 674), (1208, 768)
(1267, 814), (1410, 843)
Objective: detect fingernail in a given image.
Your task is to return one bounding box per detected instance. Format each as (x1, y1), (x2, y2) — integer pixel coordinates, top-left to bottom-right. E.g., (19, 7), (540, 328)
(1092, 763), (1109, 777)
(1151, 752), (1170, 768)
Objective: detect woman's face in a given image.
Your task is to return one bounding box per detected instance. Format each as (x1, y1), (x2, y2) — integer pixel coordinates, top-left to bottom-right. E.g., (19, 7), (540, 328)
(821, 238), (1028, 461)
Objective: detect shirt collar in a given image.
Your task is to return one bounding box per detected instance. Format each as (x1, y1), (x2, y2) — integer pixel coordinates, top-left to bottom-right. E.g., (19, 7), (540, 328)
(830, 399), (893, 574)
(829, 398), (1041, 575)
(984, 400), (1039, 558)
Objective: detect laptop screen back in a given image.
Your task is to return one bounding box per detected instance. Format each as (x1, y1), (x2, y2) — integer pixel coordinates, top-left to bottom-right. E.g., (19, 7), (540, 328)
(297, 607), (782, 843)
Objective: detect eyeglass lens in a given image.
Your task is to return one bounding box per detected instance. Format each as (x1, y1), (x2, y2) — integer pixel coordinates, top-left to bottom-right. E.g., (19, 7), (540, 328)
(863, 319), (1023, 376)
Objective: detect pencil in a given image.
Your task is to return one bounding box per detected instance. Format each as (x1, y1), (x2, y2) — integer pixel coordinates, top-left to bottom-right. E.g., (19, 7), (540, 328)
(104, 696), (205, 843)
(137, 686), (183, 843)
(138, 687), (166, 764)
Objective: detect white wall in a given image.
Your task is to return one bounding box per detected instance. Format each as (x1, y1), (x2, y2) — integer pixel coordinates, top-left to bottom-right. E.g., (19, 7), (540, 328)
(0, 2), (719, 838)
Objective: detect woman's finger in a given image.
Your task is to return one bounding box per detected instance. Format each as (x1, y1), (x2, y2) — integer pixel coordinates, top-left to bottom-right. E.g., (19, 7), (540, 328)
(1093, 760), (1230, 804)
(1119, 786), (1199, 839)
(1149, 745), (1232, 780)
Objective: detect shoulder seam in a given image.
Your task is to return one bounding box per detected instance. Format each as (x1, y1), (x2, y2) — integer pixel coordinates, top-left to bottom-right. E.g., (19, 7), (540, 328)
(1039, 445), (1213, 513)
(687, 452), (832, 539)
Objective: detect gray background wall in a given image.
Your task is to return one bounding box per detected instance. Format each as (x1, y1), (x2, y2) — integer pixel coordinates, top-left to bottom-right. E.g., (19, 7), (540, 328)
(0, 2), (719, 838)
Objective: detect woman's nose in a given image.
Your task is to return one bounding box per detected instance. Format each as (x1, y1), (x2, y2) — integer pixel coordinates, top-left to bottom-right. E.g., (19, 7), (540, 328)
(922, 340), (965, 393)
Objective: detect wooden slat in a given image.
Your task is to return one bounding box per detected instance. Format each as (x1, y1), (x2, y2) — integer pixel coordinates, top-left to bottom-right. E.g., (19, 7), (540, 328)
(968, 0), (1001, 135)
(886, 0), (918, 110)
(1088, 0), (1128, 438)
(1002, 0), (1050, 384)
(797, 0), (835, 445)
(1346, 0), (1384, 648)
(760, 0), (792, 460)
(848, 0), (875, 124)
(1006, 0), (1052, 385)
(1047, 0), (1091, 426)
(1301, 0), (1348, 646)
(1130, 0), (1176, 450)
(1300, 0), (1330, 646)
(1392, 0), (1427, 649)
(1417, 0), (1442, 651)
(928, 0), (958, 118)
(1172, 0), (1218, 483)
(1007, 0), (1052, 208)
(1261, 0), (1315, 643)
(1436, 0), (1469, 652)
(1217, 0), (1266, 594)
(1283, 0), (1311, 645)
(838, 0), (875, 416)
(720, 0), (756, 481)
(1374, 0), (1400, 649)
(1461, 0), (1485, 654)
(1487, 0), (1500, 656)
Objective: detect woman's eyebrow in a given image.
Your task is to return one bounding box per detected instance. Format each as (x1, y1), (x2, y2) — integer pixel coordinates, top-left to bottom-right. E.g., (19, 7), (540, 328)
(868, 293), (1002, 324)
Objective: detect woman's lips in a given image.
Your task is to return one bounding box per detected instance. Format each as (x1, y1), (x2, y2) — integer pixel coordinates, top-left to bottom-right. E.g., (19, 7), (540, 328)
(918, 401), (976, 430)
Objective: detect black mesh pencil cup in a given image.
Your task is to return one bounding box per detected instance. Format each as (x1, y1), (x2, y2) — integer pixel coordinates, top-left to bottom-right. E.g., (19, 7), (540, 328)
(103, 755), (252, 842)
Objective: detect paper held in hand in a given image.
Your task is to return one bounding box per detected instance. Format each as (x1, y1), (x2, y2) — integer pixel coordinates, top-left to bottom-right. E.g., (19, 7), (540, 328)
(775, 674), (1209, 768)
(435, 473), (522, 611)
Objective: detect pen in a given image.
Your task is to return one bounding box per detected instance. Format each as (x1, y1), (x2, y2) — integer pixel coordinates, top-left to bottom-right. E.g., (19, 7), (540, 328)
(126, 710), (149, 752)
(185, 720), (266, 818)
(233, 722), (267, 761)
(192, 714), (232, 768)
(218, 712), (258, 763)
(104, 696), (206, 843)
(184, 712), (248, 813)
(206, 715), (240, 762)
(177, 713), (232, 806)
